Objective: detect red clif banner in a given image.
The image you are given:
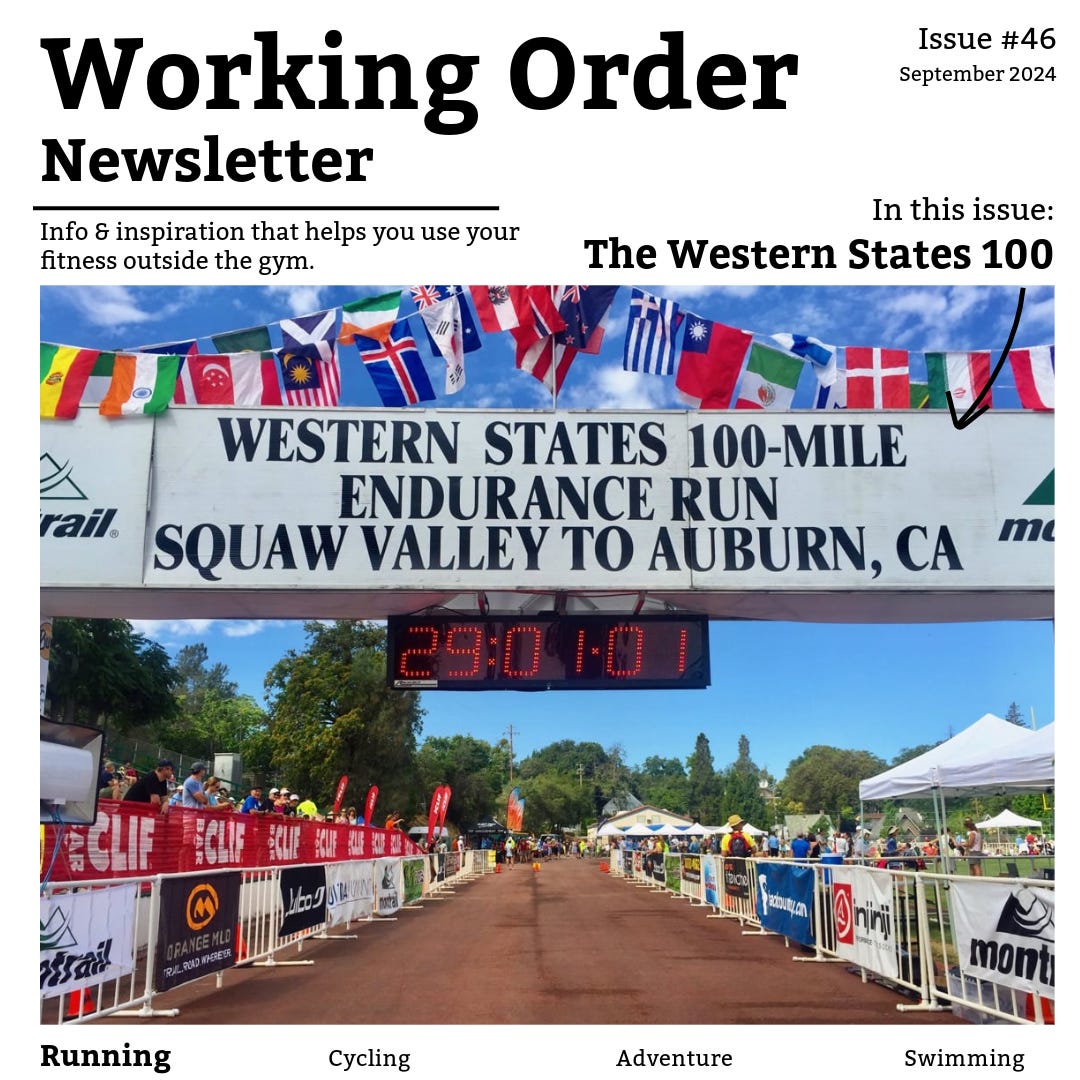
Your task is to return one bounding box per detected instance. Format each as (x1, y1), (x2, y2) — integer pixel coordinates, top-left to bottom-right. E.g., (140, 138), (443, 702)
(332, 775), (349, 815)
(40, 801), (421, 884)
(364, 785), (379, 827)
(425, 788), (442, 848)
(436, 785), (452, 831)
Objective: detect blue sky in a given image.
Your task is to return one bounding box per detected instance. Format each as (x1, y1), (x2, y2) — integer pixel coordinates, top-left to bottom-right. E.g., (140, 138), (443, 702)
(40, 283), (1056, 783)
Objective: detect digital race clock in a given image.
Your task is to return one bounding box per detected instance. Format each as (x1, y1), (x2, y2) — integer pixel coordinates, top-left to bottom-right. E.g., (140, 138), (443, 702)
(386, 613), (710, 691)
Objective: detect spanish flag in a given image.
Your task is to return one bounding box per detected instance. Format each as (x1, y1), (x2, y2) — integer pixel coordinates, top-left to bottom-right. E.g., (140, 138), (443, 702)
(40, 343), (100, 419)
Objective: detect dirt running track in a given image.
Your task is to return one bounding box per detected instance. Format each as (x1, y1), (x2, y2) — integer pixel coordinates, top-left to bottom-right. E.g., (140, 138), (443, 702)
(98, 857), (964, 1026)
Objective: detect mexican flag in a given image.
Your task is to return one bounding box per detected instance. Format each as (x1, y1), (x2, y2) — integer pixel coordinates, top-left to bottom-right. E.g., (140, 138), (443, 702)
(735, 343), (803, 410)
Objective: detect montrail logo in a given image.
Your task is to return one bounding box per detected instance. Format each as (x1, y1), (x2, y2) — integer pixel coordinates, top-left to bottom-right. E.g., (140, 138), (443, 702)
(995, 887), (1054, 941)
(999, 470), (1054, 543)
(757, 874), (808, 918)
(40, 453), (119, 539)
(40, 905), (78, 951)
(40, 454), (86, 500)
(967, 887), (1055, 990)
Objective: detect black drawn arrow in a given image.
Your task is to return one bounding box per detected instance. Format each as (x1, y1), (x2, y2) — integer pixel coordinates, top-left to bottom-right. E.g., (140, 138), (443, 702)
(948, 287), (1026, 430)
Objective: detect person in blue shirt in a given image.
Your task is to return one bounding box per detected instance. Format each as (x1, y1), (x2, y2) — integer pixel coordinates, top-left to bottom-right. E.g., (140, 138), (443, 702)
(790, 831), (811, 861)
(767, 832), (780, 857)
(240, 785), (264, 813)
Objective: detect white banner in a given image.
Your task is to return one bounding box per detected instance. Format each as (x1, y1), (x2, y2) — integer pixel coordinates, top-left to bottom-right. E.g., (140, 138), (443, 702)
(951, 881), (1055, 1000)
(41, 409), (1053, 623)
(831, 865), (898, 980)
(325, 860), (375, 927)
(374, 857), (404, 917)
(40, 883), (138, 998)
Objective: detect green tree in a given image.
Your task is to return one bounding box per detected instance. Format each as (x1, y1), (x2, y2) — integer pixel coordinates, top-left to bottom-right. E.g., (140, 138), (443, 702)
(264, 621), (423, 815)
(517, 740), (608, 783)
(686, 733), (722, 823)
(174, 642), (239, 717)
(720, 734), (767, 826)
(416, 735), (503, 830)
(631, 755), (689, 813)
(518, 772), (593, 833)
(1004, 701), (1029, 727)
(783, 745), (888, 821)
(45, 618), (180, 733)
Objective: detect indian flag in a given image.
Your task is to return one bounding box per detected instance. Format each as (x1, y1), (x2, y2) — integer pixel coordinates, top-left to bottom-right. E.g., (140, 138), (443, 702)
(99, 353), (179, 416)
(338, 291), (400, 345)
(735, 343), (803, 410)
(926, 351), (991, 410)
(40, 343), (100, 419)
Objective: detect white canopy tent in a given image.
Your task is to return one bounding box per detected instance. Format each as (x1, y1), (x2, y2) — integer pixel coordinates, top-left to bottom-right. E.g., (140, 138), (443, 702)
(858, 713), (1037, 801)
(716, 822), (765, 836)
(976, 808), (1043, 830)
(859, 716), (1054, 862)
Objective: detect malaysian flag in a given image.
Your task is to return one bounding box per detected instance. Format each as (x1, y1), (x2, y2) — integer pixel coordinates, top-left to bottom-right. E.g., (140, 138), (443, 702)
(279, 352), (340, 406)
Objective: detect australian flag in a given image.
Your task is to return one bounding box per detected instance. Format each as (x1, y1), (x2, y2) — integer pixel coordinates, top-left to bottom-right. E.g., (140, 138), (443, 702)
(402, 286), (481, 354)
(356, 321), (436, 406)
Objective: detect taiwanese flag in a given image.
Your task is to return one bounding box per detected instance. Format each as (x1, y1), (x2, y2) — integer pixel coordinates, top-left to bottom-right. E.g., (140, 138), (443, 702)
(675, 317), (752, 408)
(845, 347), (910, 409)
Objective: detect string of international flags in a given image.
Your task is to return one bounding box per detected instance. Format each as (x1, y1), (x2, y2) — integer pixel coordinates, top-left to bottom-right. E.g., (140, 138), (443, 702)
(40, 285), (1055, 419)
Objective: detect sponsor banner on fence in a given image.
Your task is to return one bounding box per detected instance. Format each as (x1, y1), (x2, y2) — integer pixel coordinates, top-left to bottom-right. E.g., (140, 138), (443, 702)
(703, 854), (720, 907)
(950, 881), (1055, 1000)
(403, 857), (425, 903)
(723, 857), (752, 901)
(664, 854), (681, 893)
(622, 851), (634, 876)
(326, 860), (375, 927)
(154, 872), (242, 992)
(755, 862), (815, 947)
(40, 802), (418, 883)
(278, 865), (328, 937)
(831, 865), (898, 980)
(376, 857), (404, 916)
(40, 883), (138, 998)
(681, 854), (701, 886)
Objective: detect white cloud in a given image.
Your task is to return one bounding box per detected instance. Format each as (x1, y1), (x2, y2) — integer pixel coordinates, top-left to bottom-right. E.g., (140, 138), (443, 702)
(263, 286), (325, 316)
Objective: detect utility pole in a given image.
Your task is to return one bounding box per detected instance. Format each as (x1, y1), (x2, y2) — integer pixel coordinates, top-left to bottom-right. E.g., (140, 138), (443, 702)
(505, 725), (517, 784)
(577, 763), (584, 788)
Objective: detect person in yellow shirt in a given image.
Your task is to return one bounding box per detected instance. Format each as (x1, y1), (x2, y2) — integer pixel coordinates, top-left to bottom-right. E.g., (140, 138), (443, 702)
(295, 795), (318, 819)
(720, 814), (757, 858)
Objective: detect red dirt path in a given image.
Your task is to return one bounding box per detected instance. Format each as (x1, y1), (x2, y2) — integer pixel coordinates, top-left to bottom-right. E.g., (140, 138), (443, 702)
(97, 856), (965, 1026)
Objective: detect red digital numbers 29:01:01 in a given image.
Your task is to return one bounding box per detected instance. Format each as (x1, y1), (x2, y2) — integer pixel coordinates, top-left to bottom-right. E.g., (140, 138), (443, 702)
(386, 615), (710, 691)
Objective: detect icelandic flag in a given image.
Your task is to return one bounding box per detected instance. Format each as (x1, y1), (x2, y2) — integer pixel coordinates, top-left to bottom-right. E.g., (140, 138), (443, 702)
(624, 288), (683, 375)
(356, 321), (436, 406)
